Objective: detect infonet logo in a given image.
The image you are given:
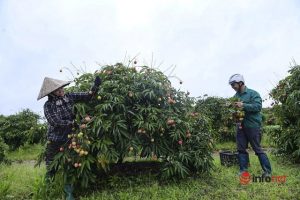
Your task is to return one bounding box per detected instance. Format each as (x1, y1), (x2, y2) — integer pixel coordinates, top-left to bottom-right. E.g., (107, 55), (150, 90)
(239, 172), (287, 185)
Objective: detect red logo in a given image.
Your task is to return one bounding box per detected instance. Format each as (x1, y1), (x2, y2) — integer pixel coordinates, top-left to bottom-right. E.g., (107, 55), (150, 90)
(240, 171), (251, 185)
(239, 172), (287, 185)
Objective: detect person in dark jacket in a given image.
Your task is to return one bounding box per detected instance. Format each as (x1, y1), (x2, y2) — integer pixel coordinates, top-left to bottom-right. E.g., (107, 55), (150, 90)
(228, 74), (272, 177)
(37, 76), (101, 200)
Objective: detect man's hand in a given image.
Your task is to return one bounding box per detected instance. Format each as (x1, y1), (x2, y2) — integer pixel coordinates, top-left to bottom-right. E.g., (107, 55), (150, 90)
(234, 101), (243, 108)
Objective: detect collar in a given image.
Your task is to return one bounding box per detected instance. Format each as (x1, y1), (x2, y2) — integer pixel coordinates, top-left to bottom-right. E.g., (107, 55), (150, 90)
(238, 86), (248, 95)
(50, 95), (69, 105)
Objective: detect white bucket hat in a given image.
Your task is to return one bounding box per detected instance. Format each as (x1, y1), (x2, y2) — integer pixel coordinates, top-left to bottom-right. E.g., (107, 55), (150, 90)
(37, 77), (71, 100)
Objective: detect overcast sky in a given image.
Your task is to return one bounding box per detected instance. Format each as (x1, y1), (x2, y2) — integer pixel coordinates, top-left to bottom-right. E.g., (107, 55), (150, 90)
(1, 0), (300, 116)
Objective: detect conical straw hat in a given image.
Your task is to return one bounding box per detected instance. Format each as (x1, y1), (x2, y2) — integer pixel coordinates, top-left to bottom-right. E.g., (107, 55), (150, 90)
(37, 77), (71, 100)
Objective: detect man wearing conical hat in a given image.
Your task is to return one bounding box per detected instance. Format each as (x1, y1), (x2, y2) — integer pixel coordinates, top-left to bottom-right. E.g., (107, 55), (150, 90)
(37, 76), (101, 200)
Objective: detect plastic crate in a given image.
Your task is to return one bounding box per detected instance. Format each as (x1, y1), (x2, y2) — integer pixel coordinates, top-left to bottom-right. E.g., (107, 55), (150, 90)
(219, 150), (239, 166)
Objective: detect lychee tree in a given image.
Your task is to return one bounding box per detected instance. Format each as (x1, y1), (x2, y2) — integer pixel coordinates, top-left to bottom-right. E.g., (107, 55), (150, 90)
(50, 63), (213, 187)
(195, 96), (244, 142)
(0, 109), (46, 150)
(269, 64), (300, 163)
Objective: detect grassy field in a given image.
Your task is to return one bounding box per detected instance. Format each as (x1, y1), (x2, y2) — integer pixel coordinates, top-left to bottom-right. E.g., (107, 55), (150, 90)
(7, 143), (44, 161)
(1, 143), (300, 200)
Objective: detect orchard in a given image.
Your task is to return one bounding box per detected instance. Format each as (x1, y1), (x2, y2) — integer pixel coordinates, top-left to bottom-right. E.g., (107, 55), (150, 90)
(2, 63), (300, 199)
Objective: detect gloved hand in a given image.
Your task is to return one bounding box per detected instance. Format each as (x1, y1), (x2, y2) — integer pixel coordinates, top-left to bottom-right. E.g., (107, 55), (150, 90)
(90, 76), (101, 94)
(94, 76), (101, 87)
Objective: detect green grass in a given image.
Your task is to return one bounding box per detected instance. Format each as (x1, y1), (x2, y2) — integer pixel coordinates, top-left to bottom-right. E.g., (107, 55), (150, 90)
(215, 141), (236, 151)
(1, 144), (300, 200)
(0, 162), (45, 199)
(7, 143), (43, 161)
(78, 153), (300, 200)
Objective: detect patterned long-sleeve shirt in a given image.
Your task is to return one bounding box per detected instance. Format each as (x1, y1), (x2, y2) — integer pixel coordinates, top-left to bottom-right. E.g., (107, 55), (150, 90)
(44, 92), (92, 142)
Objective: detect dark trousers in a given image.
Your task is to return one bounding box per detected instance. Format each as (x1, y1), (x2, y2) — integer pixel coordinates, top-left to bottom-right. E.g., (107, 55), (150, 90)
(236, 127), (264, 155)
(45, 140), (67, 180)
(45, 140), (74, 199)
(236, 127), (272, 174)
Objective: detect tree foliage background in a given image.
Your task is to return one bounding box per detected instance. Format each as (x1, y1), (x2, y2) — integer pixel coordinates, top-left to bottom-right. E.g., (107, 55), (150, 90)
(269, 64), (300, 162)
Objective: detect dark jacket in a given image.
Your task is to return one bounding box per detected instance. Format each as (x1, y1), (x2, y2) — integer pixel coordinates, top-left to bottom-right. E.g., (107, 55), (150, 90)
(44, 92), (91, 142)
(234, 87), (262, 128)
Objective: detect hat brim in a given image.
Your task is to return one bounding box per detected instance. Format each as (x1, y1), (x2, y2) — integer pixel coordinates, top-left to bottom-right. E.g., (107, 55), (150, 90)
(37, 78), (71, 100)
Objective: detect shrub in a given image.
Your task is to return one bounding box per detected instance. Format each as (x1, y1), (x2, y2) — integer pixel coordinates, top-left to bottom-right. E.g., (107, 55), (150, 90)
(269, 64), (300, 162)
(195, 96), (239, 142)
(0, 109), (46, 150)
(0, 137), (8, 163)
(50, 63), (214, 187)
